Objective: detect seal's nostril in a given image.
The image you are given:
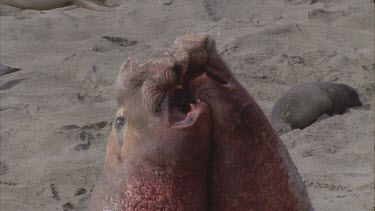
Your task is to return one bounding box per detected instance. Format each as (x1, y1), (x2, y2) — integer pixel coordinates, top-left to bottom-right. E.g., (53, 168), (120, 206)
(115, 116), (126, 129)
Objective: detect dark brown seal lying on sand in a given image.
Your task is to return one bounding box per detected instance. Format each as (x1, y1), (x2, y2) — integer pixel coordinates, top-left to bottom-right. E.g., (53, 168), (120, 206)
(271, 81), (362, 135)
(89, 33), (313, 211)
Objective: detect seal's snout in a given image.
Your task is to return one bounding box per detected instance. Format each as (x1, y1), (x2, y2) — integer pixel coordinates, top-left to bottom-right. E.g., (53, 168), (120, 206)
(172, 33), (231, 91)
(173, 33), (210, 68)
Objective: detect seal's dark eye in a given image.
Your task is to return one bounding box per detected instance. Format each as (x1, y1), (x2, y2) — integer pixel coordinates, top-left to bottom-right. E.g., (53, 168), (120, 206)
(115, 116), (126, 129)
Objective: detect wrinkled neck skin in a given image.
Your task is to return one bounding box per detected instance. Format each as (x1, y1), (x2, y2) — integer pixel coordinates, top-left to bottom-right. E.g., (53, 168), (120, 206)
(90, 107), (210, 211)
(194, 56), (313, 211)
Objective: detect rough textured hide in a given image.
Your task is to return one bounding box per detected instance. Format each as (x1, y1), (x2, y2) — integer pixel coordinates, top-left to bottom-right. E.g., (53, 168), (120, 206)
(90, 33), (313, 211)
(183, 34), (313, 211)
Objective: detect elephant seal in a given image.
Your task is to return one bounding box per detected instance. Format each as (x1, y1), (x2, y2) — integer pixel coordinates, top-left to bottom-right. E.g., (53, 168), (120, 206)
(89, 45), (212, 210)
(179, 34), (313, 210)
(271, 81), (362, 135)
(90, 33), (313, 210)
(0, 0), (114, 11)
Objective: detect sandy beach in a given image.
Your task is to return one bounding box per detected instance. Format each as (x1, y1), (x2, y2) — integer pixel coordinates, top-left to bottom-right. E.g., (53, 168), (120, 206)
(0, 0), (373, 210)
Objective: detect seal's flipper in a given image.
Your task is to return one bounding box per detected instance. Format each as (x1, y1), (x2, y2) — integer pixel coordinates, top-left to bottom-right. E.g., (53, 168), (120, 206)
(0, 63), (21, 76)
(273, 122), (292, 136)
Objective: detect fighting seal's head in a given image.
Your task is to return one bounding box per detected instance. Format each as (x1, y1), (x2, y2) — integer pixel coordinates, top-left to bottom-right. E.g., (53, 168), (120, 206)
(172, 34), (243, 125)
(90, 34), (215, 211)
(112, 46), (213, 167)
(166, 34), (313, 210)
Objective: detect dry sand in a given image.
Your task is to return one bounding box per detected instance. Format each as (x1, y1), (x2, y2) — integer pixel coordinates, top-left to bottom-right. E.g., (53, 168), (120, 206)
(0, 0), (373, 210)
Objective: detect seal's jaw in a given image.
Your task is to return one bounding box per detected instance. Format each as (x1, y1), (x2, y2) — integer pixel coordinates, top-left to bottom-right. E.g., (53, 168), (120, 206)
(164, 67), (210, 128)
(166, 66), (231, 128)
(171, 33), (234, 108)
(164, 35), (232, 128)
(167, 87), (209, 128)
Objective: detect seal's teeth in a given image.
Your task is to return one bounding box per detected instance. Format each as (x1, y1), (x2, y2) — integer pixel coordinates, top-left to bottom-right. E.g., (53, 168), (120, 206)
(197, 99), (201, 103)
(189, 103), (196, 110)
(174, 84), (183, 90)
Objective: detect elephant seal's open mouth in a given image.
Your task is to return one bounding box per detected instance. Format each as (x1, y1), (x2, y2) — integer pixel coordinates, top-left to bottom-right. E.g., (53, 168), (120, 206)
(168, 64), (229, 127)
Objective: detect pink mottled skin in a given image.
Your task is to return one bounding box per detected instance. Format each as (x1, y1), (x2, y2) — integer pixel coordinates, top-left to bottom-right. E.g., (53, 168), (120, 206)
(89, 48), (211, 210)
(89, 34), (313, 211)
